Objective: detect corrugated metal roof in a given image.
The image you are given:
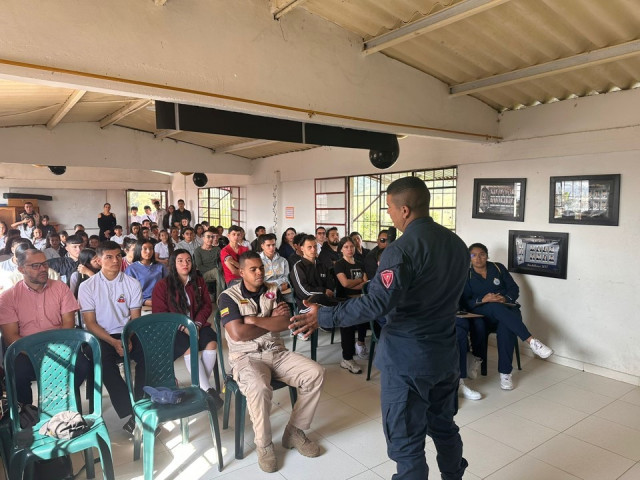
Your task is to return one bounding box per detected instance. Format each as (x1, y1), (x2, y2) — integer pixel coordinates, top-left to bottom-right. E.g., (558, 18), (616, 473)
(301, 0), (640, 111)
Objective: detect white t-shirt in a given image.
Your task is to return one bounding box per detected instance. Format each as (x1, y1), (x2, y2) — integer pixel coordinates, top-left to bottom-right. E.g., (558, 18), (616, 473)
(110, 234), (124, 245)
(43, 247), (61, 260)
(154, 242), (170, 259)
(78, 271), (143, 335)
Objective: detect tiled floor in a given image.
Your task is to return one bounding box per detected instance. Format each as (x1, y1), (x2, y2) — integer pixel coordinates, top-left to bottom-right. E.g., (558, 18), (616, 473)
(12, 333), (640, 480)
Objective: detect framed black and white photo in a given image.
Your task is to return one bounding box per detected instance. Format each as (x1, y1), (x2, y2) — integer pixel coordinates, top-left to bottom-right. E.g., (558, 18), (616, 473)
(508, 230), (569, 279)
(549, 174), (620, 226)
(472, 178), (526, 222)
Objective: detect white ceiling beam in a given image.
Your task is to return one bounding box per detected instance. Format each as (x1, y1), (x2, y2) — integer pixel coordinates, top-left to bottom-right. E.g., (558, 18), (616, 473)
(99, 99), (151, 128)
(363, 0), (512, 55)
(450, 39), (640, 97)
(215, 139), (279, 154)
(46, 89), (86, 130)
(155, 129), (180, 139)
(271, 0), (309, 20)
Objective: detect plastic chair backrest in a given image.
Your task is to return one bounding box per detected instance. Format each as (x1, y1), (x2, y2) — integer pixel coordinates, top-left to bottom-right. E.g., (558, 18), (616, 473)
(121, 313), (199, 404)
(4, 329), (103, 432)
(212, 311), (230, 379)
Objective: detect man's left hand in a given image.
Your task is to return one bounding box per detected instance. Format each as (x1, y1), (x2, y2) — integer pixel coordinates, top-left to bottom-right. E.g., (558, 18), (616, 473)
(289, 300), (319, 339)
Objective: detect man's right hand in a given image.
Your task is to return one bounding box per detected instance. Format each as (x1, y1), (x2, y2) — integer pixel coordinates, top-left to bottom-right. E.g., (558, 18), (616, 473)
(271, 301), (290, 317)
(112, 338), (125, 357)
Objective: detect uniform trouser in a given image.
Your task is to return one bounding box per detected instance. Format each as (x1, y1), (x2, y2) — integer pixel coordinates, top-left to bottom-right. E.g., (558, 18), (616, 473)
(233, 350), (324, 448)
(455, 317), (486, 378)
(473, 303), (532, 374)
(100, 334), (145, 419)
(381, 370), (468, 480)
(341, 326), (357, 360)
(13, 349), (91, 406)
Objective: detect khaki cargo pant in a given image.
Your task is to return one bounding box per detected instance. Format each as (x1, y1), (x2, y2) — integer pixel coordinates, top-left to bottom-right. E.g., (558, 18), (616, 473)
(232, 349), (324, 448)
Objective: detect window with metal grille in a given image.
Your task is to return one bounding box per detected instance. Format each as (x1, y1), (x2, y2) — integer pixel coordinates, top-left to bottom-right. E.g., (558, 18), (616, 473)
(341, 167), (457, 242)
(198, 187), (241, 228)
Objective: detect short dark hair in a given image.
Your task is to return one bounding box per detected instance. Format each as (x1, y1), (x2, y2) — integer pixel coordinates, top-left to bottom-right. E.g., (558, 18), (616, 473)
(349, 231), (361, 238)
(144, 205), (151, 210)
(104, 202), (111, 207)
(97, 241), (123, 256)
(259, 233), (277, 246)
(89, 235), (100, 241)
(254, 225), (266, 235)
(153, 200), (160, 205)
(182, 227), (195, 234)
(386, 177), (430, 213)
(114, 225), (123, 230)
(468, 243), (488, 255)
(65, 234), (83, 245)
(228, 225), (243, 234)
(337, 236), (354, 252)
(327, 226), (338, 235)
(131, 206), (138, 211)
(13, 239), (34, 256)
(122, 237), (137, 251)
(239, 250), (261, 267)
(41, 214), (50, 221)
(301, 234), (316, 247)
(74, 224), (85, 230)
(177, 199), (185, 204)
(16, 247), (41, 267)
(378, 229), (389, 238)
(315, 226), (326, 234)
(293, 232), (308, 246)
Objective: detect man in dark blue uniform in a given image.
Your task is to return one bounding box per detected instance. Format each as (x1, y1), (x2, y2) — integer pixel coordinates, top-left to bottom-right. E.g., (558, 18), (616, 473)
(290, 176), (470, 480)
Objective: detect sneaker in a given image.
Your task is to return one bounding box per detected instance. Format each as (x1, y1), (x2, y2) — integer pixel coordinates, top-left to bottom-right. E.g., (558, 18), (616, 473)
(297, 333), (310, 341)
(355, 343), (369, 359)
(458, 380), (482, 400)
(340, 358), (362, 374)
(206, 388), (225, 410)
(282, 424), (320, 457)
(257, 443), (278, 472)
(466, 353), (483, 380)
(122, 416), (136, 435)
(500, 373), (514, 390)
(529, 338), (553, 359)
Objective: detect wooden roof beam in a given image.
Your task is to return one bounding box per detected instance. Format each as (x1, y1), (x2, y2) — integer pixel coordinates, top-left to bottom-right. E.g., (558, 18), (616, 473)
(216, 139), (278, 154)
(363, 0), (511, 56)
(99, 99), (151, 128)
(155, 129), (180, 139)
(46, 89), (86, 130)
(270, 0), (309, 20)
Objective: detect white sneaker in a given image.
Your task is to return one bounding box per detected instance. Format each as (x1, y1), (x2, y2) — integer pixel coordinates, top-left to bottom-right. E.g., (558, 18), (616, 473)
(458, 380), (482, 400)
(340, 358), (362, 374)
(529, 338), (553, 358)
(500, 373), (514, 390)
(355, 343), (369, 359)
(466, 353), (483, 380)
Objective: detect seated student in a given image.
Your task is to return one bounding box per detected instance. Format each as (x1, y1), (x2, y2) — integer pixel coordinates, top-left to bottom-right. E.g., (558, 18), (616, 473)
(154, 230), (174, 265)
(363, 229), (388, 280)
(0, 248), (88, 407)
(138, 226), (155, 244)
(179, 218), (191, 237)
(287, 232), (307, 269)
(239, 227), (251, 249)
(129, 206), (142, 226)
(259, 233), (294, 304)
(216, 225), (229, 249)
(462, 243), (553, 391)
(333, 236), (373, 360)
(48, 234), (83, 285)
(220, 225), (249, 287)
(121, 237), (137, 272)
(31, 226), (47, 250)
(1, 237), (31, 271)
(74, 224), (85, 233)
(152, 250), (223, 407)
(127, 222), (141, 240)
(39, 215), (57, 238)
(125, 240), (165, 307)
(217, 251), (324, 472)
(78, 241), (145, 434)
(69, 248), (101, 298)
(77, 231), (89, 249)
(0, 221), (8, 252)
(317, 227), (341, 270)
(19, 216), (36, 240)
(193, 230), (222, 296)
(349, 231), (370, 264)
(150, 224), (160, 240)
(59, 230), (68, 247)
(315, 226), (326, 255)
(43, 232), (65, 259)
(194, 223), (205, 246)
(251, 226), (266, 252)
(88, 235), (101, 249)
(278, 227), (297, 260)
(110, 225), (125, 246)
(176, 226), (198, 255)
(141, 205), (155, 224)
(169, 226), (181, 247)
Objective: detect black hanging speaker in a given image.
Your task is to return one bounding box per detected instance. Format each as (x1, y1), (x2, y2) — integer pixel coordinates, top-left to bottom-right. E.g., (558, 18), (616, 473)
(48, 166), (67, 175)
(369, 137), (399, 169)
(193, 173), (208, 187)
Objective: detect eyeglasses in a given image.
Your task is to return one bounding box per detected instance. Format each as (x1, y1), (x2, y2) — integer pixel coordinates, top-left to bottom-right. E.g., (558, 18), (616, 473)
(470, 253), (487, 258)
(378, 238), (387, 243)
(25, 261), (49, 270)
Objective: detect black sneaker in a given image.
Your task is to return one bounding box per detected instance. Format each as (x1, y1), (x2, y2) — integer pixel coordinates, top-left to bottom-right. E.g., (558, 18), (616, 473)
(206, 388), (225, 410)
(122, 416), (136, 435)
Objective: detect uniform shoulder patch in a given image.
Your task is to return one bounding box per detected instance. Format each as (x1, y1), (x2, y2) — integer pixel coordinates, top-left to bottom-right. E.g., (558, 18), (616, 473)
(380, 270), (394, 289)
(220, 307), (230, 317)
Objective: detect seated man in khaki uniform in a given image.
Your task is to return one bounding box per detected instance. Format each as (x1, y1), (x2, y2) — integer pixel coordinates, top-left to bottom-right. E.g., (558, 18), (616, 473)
(217, 251), (324, 473)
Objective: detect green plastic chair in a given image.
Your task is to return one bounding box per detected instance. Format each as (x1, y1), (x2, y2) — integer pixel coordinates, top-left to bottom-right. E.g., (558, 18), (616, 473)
(4, 329), (115, 480)
(213, 310), (297, 459)
(121, 313), (224, 479)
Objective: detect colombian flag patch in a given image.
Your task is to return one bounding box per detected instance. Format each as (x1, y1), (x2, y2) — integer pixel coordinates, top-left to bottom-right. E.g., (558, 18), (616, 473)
(220, 307), (230, 317)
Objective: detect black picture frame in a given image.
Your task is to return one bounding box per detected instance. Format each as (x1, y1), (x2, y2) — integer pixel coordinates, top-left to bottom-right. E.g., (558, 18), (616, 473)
(508, 230), (569, 279)
(472, 178), (526, 221)
(549, 174), (620, 226)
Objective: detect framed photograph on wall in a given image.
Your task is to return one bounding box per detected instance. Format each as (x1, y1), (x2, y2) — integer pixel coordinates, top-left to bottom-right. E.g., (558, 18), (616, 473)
(508, 230), (569, 279)
(472, 178), (526, 221)
(549, 174), (620, 226)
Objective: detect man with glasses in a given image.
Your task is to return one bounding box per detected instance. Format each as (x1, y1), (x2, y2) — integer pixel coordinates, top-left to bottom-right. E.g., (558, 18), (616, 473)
(78, 241), (145, 435)
(0, 248), (88, 406)
(314, 226), (326, 254)
(364, 230), (388, 279)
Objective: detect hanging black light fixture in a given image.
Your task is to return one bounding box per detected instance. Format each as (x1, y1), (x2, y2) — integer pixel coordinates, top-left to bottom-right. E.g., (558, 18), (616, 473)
(48, 166), (67, 175)
(193, 173), (208, 187)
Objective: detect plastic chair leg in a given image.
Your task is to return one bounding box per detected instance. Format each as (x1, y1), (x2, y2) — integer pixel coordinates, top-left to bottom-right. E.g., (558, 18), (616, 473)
(97, 430), (116, 480)
(223, 388), (232, 430)
(234, 393), (247, 459)
(207, 408), (224, 471)
(181, 417), (189, 445)
(133, 421), (143, 461)
(9, 450), (28, 480)
(213, 367), (221, 393)
(84, 447), (96, 479)
(142, 422), (157, 480)
(292, 334), (297, 352)
(367, 340), (376, 381)
(310, 330), (318, 362)
(330, 328), (335, 344)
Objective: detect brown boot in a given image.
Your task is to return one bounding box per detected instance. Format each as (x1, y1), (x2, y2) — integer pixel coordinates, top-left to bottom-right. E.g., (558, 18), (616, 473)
(282, 424), (320, 457)
(257, 443), (278, 473)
